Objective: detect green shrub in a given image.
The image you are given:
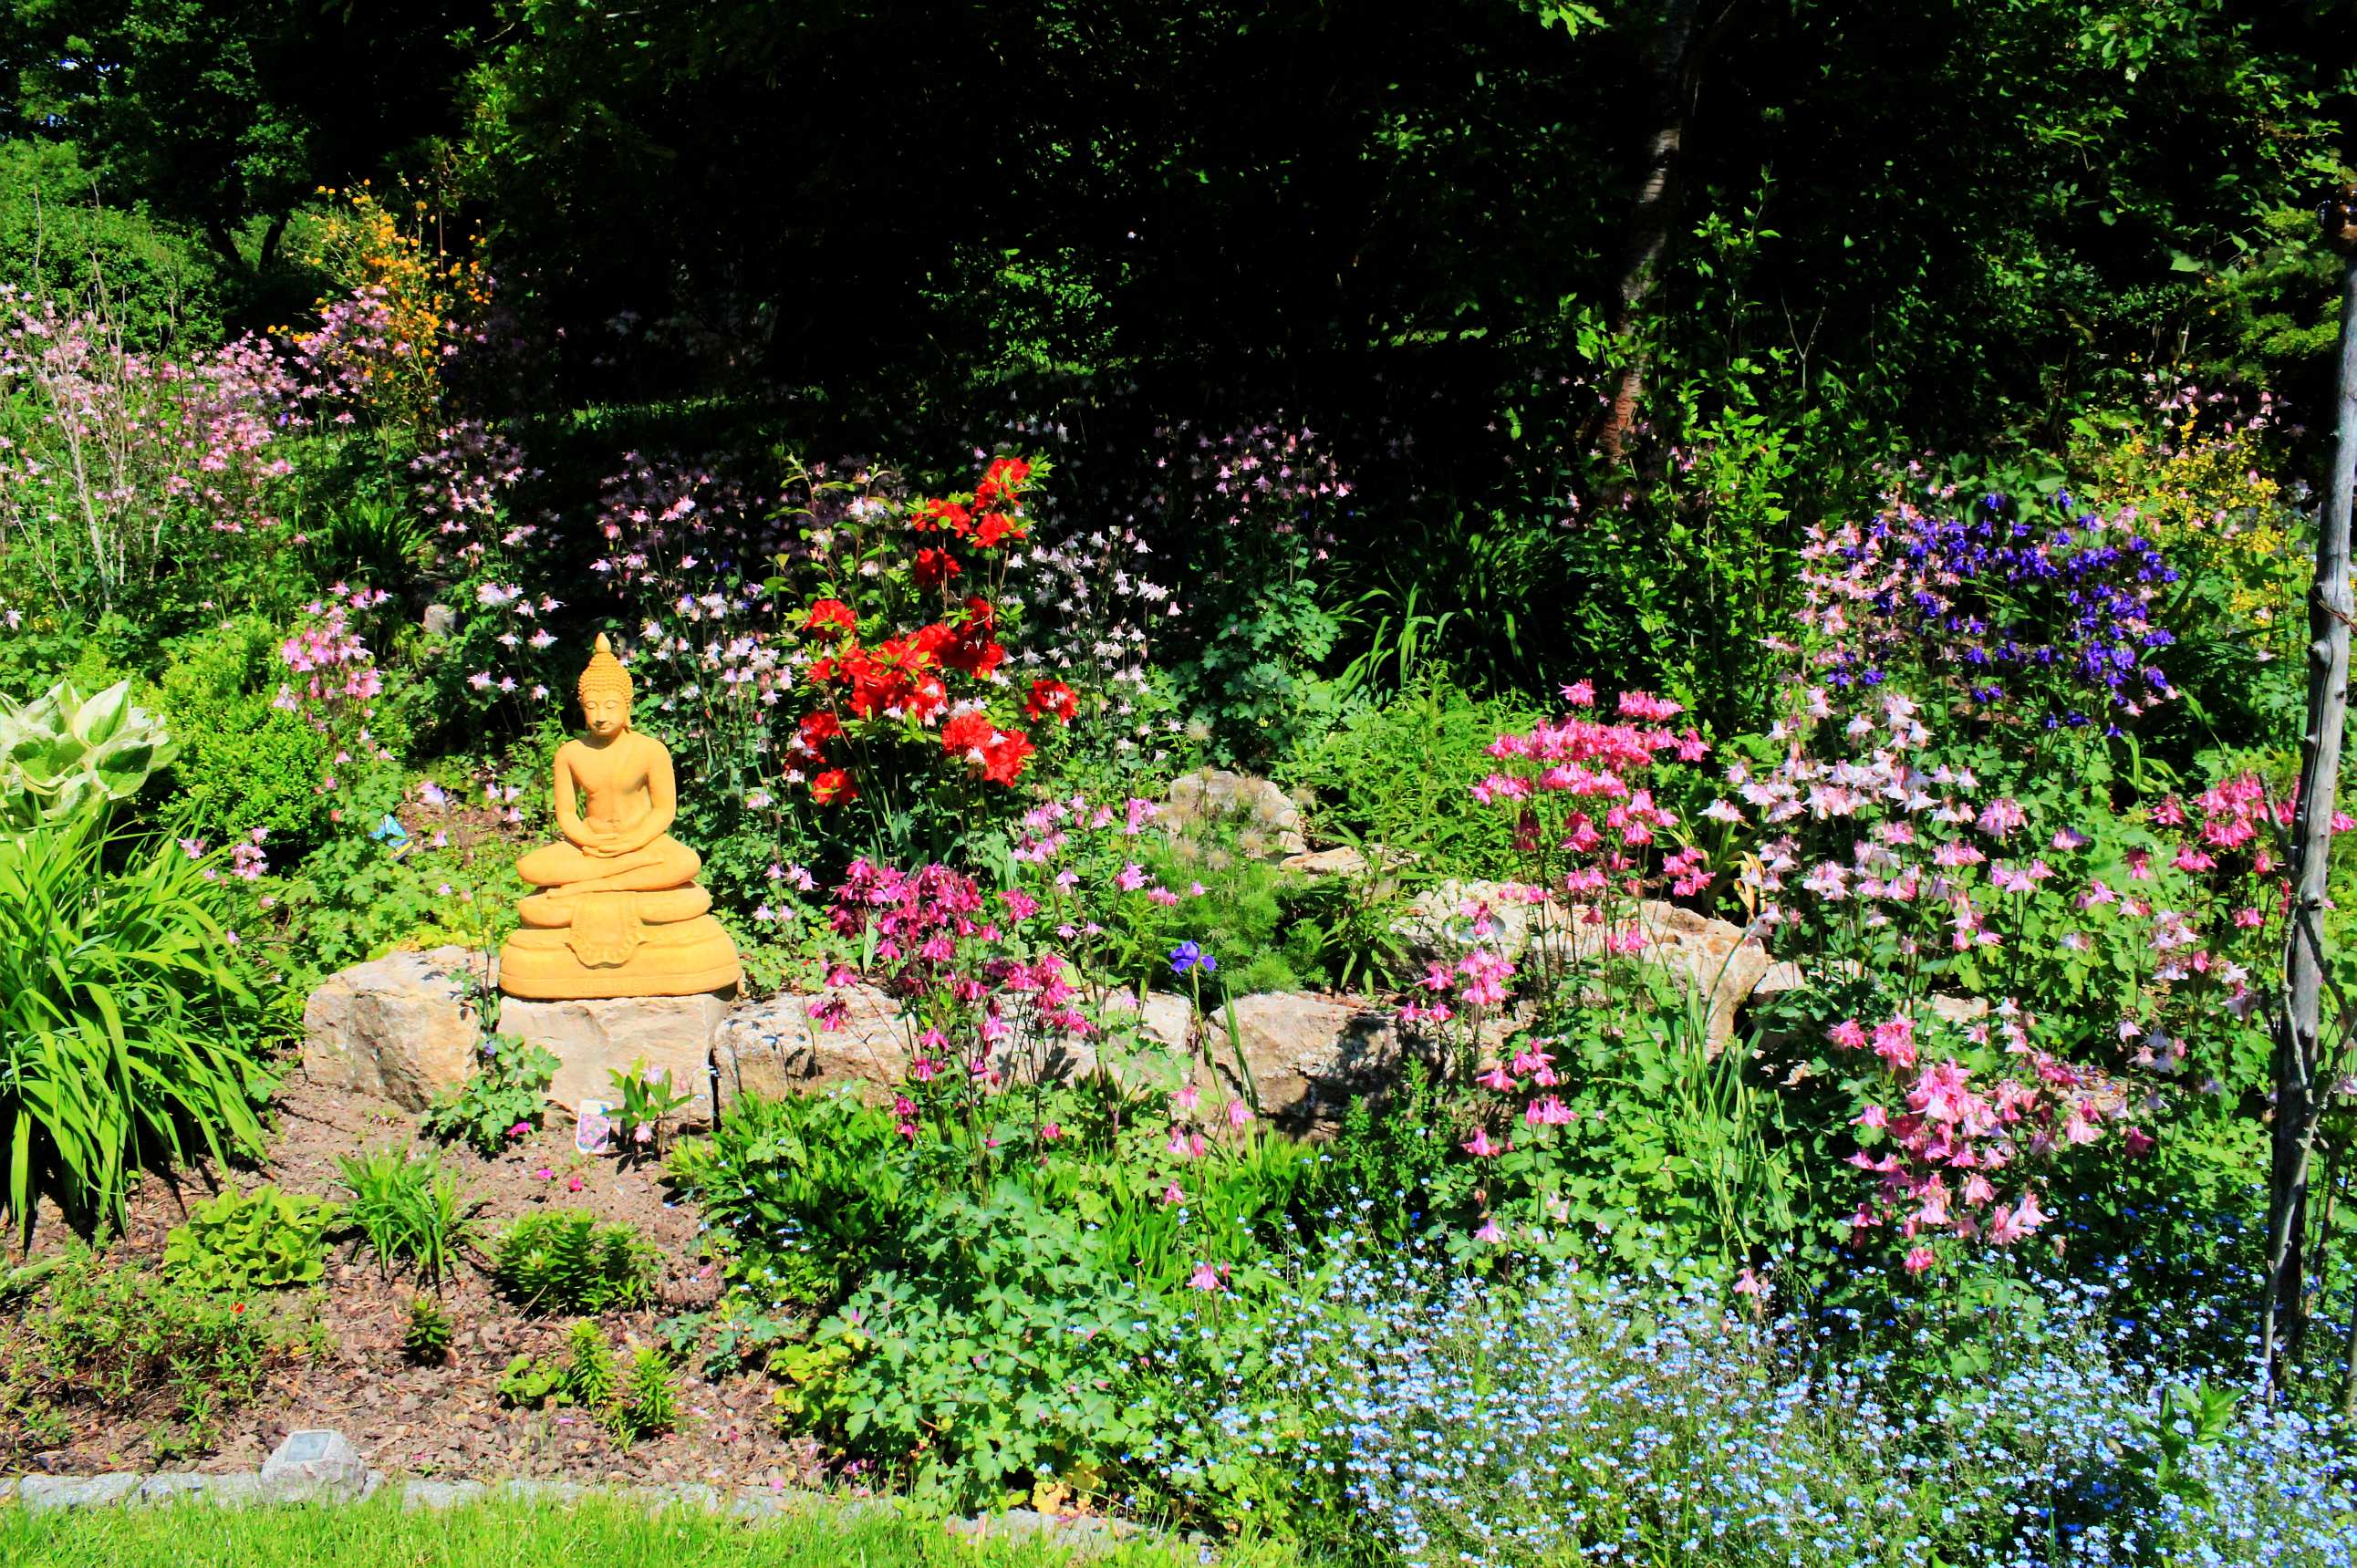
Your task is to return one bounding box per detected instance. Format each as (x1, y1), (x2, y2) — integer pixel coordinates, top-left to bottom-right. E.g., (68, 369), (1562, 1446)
(0, 1251), (313, 1465)
(1283, 670), (1543, 884)
(0, 143), (229, 352)
(562, 1319), (618, 1408)
(496, 1351), (566, 1409)
(154, 617), (336, 854)
(162, 1185), (342, 1293)
(0, 679), (176, 830)
(1106, 831), (1302, 995)
(491, 1210), (659, 1314)
(337, 1147), (481, 1282)
(0, 817), (275, 1235)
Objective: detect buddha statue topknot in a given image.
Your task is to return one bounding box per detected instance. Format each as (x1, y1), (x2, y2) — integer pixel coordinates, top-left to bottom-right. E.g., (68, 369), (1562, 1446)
(499, 635), (739, 1000)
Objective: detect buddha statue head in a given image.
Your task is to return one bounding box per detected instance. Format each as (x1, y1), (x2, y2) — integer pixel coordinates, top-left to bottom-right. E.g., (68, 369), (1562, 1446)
(576, 634), (633, 742)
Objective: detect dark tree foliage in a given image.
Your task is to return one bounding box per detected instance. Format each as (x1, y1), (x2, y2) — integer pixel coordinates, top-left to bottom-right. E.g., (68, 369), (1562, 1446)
(6, 0), (489, 266)
(3, 0), (2348, 711)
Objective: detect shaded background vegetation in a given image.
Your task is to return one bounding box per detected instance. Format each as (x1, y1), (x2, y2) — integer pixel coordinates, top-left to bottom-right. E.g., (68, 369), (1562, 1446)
(5, 0), (2349, 731)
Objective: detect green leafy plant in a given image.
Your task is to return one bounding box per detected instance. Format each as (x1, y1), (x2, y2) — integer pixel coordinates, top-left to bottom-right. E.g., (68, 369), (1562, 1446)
(401, 1294), (454, 1364)
(0, 679), (175, 830)
(153, 616), (340, 853)
(0, 817), (275, 1235)
(162, 1185), (342, 1293)
(496, 1352), (566, 1410)
(608, 1345), (678, 1441)
(337, 1147), (480, 1283)
(561, 1319), (618, 1409)
(423, 1033), (559, 1158)
(491, 1210), (659, 1314)
(607, 1059), (695, 1164)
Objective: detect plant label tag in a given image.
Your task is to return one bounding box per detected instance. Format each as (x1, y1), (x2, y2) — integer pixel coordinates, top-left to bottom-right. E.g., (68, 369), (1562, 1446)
(576, 1099), (614, 1155)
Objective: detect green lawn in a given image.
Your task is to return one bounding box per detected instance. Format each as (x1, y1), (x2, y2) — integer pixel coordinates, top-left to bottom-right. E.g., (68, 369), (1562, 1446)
(0, 1494), (1282, 1568)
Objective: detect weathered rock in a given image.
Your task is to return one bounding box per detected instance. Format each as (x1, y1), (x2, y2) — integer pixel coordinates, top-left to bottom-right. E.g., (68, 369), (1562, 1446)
(503, 992), (735, 1124)
(260, 1428), (369, 1502)
(1163, 768), (1308, 859)
(498, 1478), (592, 1505)
(136, 1472), (262, 1508)
(1211, 992), (1415, 1130)
(302, 947), (485, 1111)
(402, 1479), (488, 1511)
(1280, 845), (1368, 877)
(711, 984), (908, 1106)
(1395, 882), (1771, 1048)
(20, 1473), (142, 1511)
(710, 982), (1389, 1131)
(421, 603), (457, 638)
(1929, 992), (1991, 1025)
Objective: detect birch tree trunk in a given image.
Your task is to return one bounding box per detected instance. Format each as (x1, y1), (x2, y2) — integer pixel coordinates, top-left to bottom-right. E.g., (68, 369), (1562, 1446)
(2263, 192), (2357, 1391)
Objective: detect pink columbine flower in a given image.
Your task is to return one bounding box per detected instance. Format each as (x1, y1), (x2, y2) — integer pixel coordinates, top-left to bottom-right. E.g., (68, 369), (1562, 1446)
(1040, 1122), (1064, 1142)
(507, 1121), (531, 1139)
(1472, 1219), (1505, 1244)
(1463, 1127), (1502, 1158)
(1187, 1262), (1225, 1292)
(1225, 1098), (1253, 1128)
(1902, 1246), (1936, 1276)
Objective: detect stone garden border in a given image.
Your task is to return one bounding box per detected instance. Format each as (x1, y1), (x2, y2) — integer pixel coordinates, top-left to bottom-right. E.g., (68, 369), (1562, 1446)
(2, 1429), (1168, 1558)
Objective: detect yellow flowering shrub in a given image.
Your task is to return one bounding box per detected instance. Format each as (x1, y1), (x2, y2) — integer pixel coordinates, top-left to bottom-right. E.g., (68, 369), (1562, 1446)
(2078, 399), (2304, 646)
(286, 184), (491, 428)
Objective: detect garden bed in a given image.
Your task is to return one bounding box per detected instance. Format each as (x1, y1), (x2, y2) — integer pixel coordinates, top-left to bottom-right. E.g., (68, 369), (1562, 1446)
(10, 1075), (818, 1490)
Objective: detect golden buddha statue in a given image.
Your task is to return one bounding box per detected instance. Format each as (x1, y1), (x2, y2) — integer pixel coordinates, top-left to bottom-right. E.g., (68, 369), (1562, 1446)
(499, 636), (740, 1000)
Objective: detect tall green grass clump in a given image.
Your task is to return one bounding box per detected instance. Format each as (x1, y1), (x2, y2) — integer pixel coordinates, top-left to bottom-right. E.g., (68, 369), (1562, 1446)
(0, 818), (275, 1234)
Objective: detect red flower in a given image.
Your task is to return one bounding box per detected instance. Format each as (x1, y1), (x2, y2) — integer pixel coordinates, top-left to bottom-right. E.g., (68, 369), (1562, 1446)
(810, 769), (857, 805)
(974, 456), (1033, 509)
(980, 725), (1034, 785)
(1026, 679), (1078, 723)
(941, 711), (996, 757)
(805, 598), (857, 637)
(797, 711), (842, 754)
(915, 499), (972, 536)
(913, 546), (961, 590)
(973, 512), (1025, 549)
(944, 638), (1005, 680)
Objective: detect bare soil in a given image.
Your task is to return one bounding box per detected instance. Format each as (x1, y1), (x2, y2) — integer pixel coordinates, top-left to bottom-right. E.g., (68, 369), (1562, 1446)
(11, 1075), (827, 1490)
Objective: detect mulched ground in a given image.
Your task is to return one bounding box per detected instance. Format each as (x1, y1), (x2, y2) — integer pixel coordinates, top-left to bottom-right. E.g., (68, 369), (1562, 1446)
(12, 1075), (830, 1490)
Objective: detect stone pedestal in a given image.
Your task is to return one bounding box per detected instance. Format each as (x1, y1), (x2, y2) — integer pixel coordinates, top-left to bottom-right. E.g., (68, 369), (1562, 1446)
(501, 990), (734, 1122)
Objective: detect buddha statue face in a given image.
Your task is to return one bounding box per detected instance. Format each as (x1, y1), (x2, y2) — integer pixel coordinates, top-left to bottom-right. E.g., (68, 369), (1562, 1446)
(576, 635), (633, 742)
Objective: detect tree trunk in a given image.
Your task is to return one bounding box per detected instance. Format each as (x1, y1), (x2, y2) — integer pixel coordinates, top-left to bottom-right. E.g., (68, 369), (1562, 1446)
(259, 210), (290, 271)
(1596, 0), (1735, 461)
(203, 214), (244, 270)
(2264, 208), (2357, 1392)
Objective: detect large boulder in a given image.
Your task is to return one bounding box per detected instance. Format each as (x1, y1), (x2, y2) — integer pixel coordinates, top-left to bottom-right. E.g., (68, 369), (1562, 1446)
(1216, 992), (1415, 1129)
(1163, 769), (1308, 859)
(301, 947), (485, 1111)
(1395, 881), (1771, 1049)
(502, 992), (735, 1125)
(709, 983), (908, 1105)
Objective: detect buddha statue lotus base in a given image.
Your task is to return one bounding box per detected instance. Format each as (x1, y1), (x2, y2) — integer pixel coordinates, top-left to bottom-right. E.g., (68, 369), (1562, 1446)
(499, 894), (741, 1001)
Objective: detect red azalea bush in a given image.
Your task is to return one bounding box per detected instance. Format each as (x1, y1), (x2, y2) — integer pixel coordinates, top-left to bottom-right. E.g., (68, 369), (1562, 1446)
(784, 456), (1077, 853)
